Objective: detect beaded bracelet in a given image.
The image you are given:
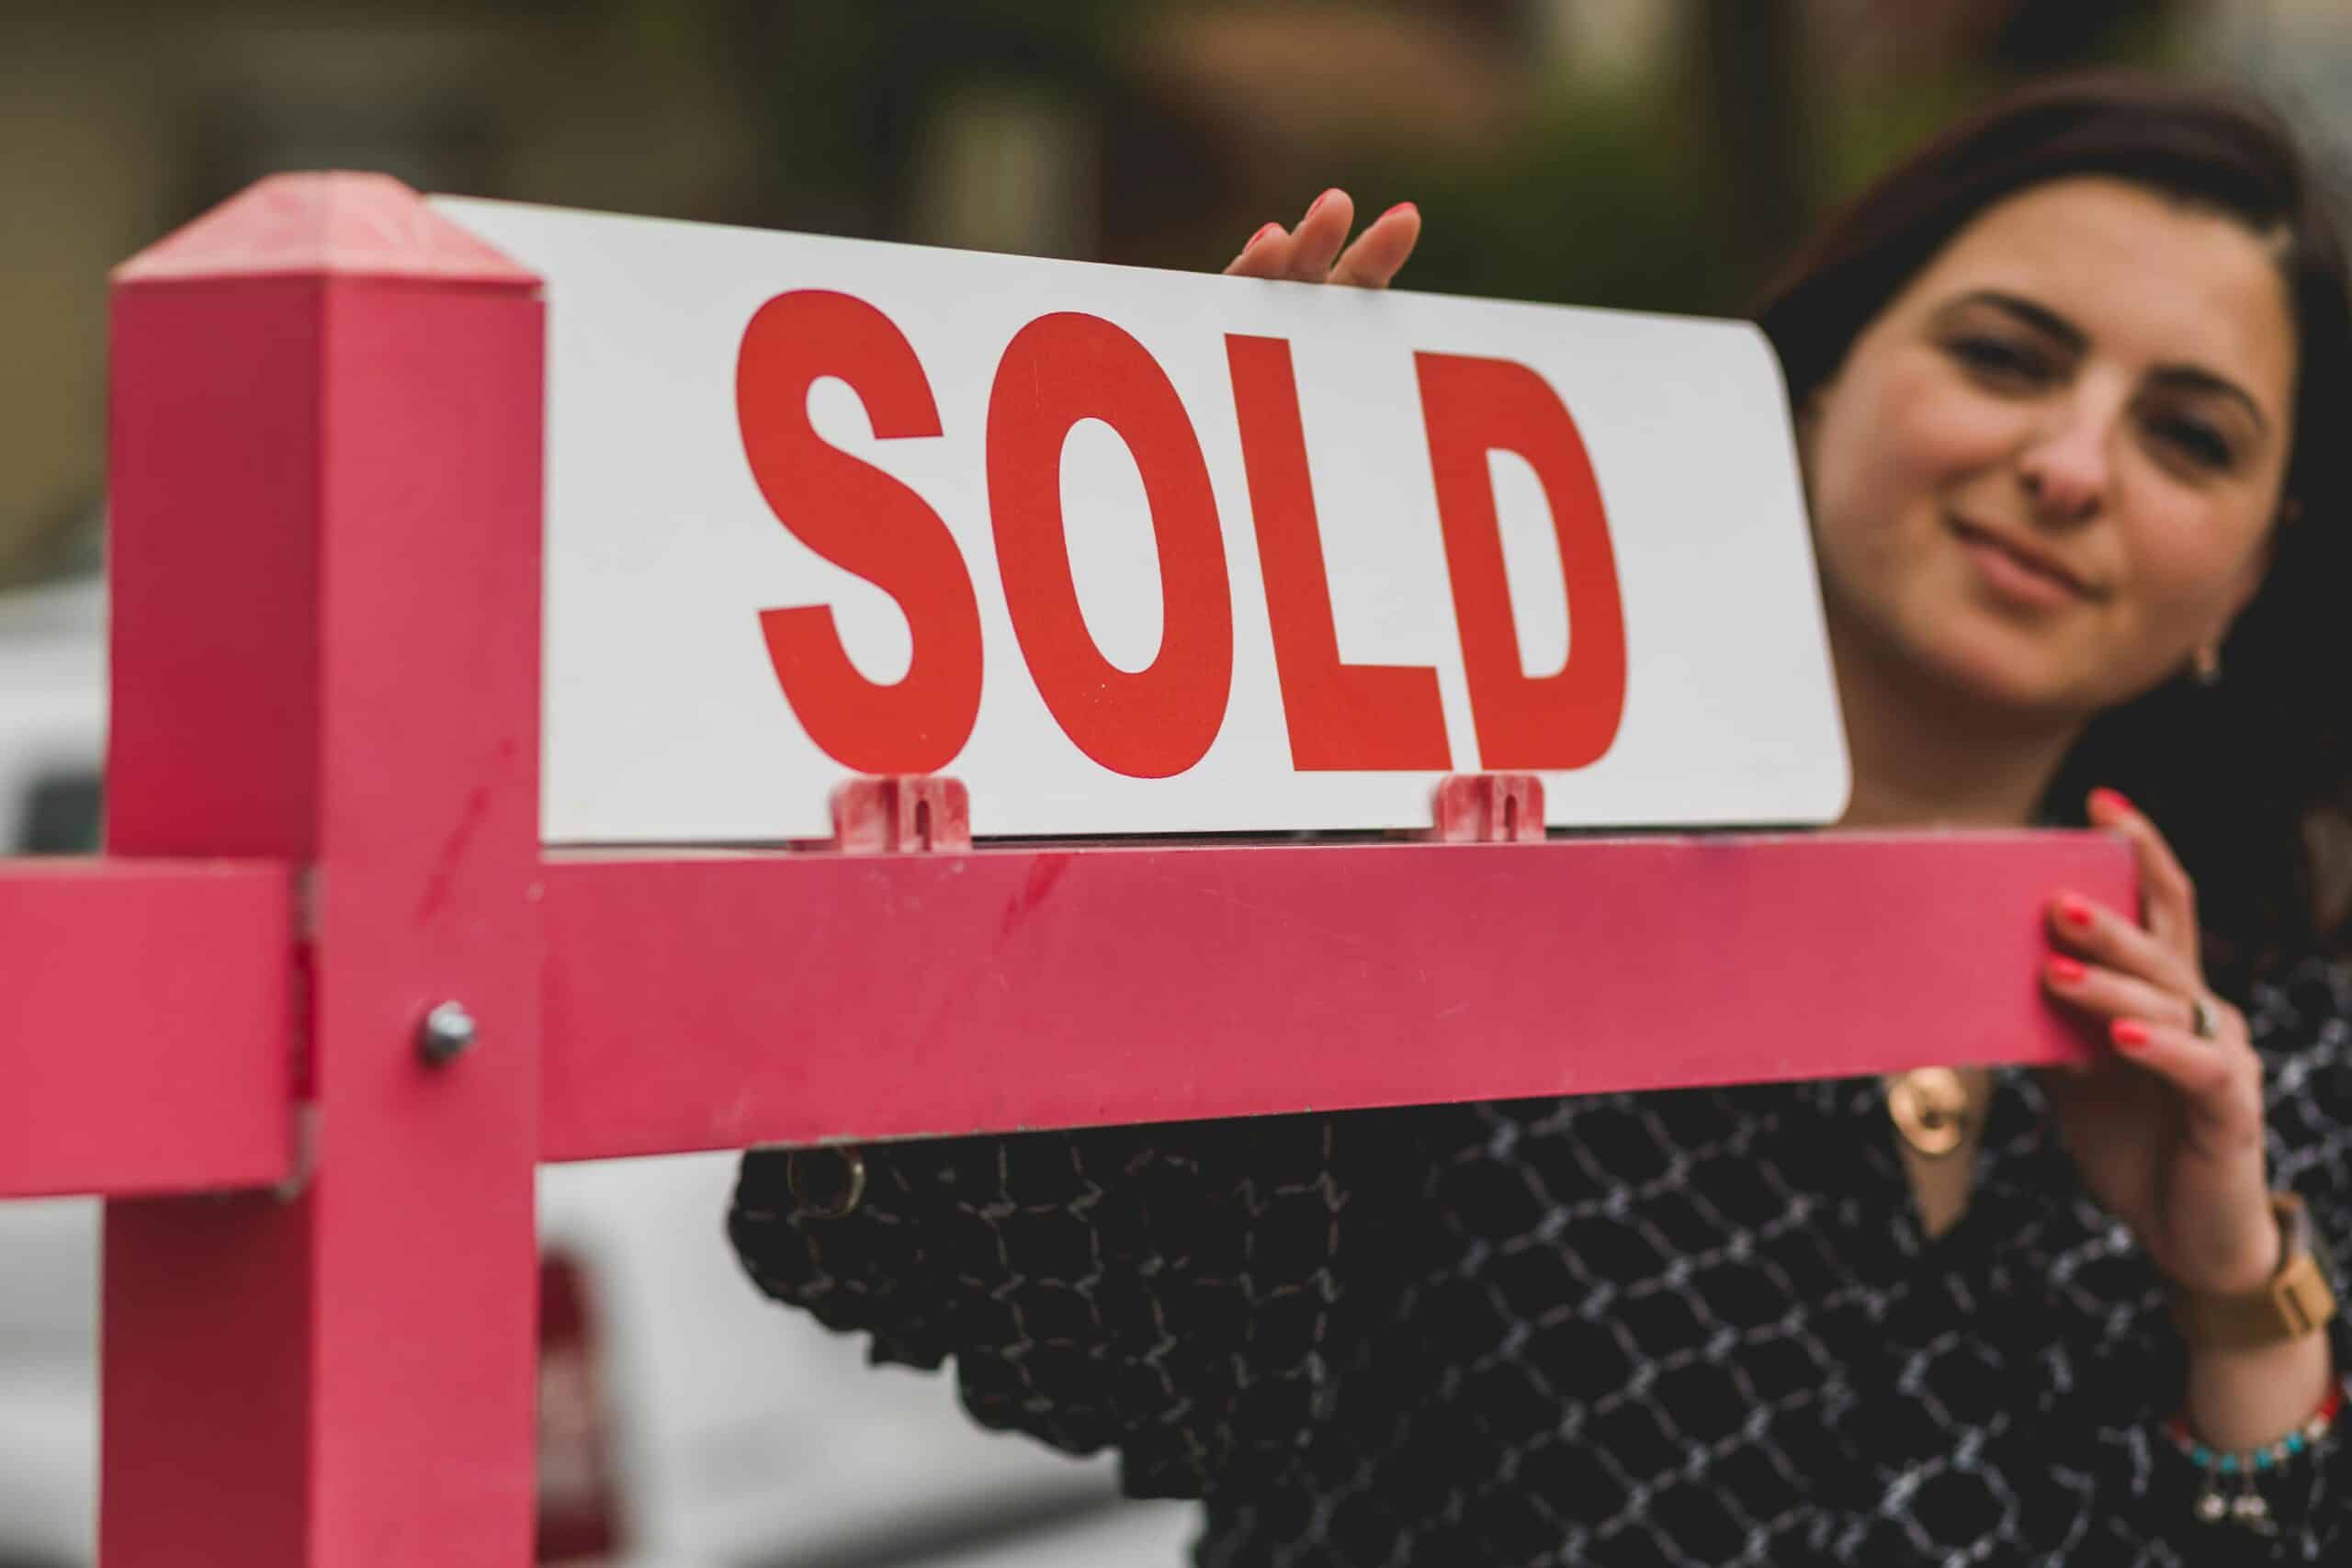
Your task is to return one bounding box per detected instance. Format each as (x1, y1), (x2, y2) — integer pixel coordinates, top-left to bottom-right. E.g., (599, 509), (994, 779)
(2164, 1383), (2346, 1530)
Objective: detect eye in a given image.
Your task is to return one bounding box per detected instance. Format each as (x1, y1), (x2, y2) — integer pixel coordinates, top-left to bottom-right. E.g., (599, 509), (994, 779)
(1947, 334), (2053, 387)
(2144, 412), (2235, 472)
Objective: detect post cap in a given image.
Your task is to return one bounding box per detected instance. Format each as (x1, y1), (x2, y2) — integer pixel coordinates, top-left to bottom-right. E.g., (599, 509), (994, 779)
(114, 171), (537, 288)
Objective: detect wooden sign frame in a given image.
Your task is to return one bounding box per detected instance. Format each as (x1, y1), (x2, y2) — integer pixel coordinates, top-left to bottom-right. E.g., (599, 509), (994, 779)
(0, 174), (2130, 1566)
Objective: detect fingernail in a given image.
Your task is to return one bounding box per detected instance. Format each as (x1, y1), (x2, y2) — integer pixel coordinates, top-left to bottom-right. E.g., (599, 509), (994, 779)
(1247, 221), (1283, 248)
(1382, 201), (1419, 222)
(2089, 787), (2135, 818)
(1307, 187), (1340, 216)
(2048, 955), (2086, 983)
(2056, 895), (2097, 929)
(2112, 1020), (2152, 1049)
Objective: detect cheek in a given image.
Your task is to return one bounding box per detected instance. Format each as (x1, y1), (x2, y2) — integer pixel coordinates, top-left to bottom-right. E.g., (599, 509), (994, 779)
(1808, 355), (2011, 562)
(2120, 497), (2268, 626)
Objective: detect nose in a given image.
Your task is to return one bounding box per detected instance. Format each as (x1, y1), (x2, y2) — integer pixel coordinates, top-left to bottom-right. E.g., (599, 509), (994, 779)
(2016, 394), (2116, 525)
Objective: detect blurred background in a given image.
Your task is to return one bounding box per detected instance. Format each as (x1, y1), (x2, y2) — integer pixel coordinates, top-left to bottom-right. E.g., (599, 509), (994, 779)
(2, 2), (2348, 1565)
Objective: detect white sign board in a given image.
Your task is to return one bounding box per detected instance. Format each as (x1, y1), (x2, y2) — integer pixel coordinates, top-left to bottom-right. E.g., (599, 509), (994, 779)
(435, 197), (1848, 842)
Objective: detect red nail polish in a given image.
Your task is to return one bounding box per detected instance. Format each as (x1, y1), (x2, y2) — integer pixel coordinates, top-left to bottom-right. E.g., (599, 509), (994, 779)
(1382, 201), (1419, 222)
(2112, 1020), (2152, 1049)
(1249, 221), (1282, 247)
(2047, 955), (2086, 983)
(1308, 187), (1340, 215)
(2058, 896), (2097, 929)
(2089, 787), (2135, 818)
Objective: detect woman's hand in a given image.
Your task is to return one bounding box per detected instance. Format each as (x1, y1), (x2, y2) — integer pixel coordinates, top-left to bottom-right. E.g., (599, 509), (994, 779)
(1224, 188), (1422, 288)
(2040, 787), (2280, 1296)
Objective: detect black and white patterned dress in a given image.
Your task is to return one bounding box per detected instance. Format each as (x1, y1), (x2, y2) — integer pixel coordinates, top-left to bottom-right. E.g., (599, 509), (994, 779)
(729, 956), (2352, 1565)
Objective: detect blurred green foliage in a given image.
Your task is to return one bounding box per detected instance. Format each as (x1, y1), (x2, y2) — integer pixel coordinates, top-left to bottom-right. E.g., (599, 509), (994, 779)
(716, 0), (1131, 238)
(702, 0), (2190, 320)
(1386, 85), (1732, 314)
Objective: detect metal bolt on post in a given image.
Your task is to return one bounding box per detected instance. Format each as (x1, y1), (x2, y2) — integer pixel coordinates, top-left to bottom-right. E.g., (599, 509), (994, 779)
(417, 1000), (478, 1066)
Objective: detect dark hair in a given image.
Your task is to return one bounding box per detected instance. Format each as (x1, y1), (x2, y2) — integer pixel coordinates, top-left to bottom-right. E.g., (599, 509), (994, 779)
(1755, 70), (2352, 984)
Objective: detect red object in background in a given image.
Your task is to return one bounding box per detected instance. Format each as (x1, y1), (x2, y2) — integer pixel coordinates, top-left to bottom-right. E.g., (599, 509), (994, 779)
(536, 1253), (625, 1563)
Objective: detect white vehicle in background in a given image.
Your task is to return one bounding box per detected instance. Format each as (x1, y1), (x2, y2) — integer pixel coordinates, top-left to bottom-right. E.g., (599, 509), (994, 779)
(0, 566), (1193, 1567)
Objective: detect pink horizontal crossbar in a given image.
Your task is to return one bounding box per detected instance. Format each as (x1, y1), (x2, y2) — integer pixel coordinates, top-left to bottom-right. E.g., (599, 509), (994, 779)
(0, 859), (296, 1198)
(537, 831), (2134, 1163)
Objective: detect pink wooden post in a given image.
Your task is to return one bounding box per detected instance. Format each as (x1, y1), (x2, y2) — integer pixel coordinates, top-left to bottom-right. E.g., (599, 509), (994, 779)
(97, 174), (545, 1566)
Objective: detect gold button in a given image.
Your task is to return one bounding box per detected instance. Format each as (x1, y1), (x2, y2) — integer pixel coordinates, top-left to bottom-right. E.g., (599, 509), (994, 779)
(1888, 1067), (1972, 1159)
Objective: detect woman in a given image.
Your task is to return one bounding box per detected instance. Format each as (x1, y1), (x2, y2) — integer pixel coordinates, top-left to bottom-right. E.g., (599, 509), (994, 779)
(731, 73), (2352, 1563)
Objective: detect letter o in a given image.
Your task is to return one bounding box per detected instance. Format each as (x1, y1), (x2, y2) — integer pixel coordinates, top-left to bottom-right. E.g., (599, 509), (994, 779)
(986, 313), (1234, 779)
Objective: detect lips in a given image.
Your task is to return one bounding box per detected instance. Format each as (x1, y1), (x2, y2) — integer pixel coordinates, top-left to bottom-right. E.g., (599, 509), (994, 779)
(1949, 517), (2099, 602)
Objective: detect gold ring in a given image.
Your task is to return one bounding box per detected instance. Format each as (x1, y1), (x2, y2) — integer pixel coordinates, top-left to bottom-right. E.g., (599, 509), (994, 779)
(786, 1146), (867, 1217)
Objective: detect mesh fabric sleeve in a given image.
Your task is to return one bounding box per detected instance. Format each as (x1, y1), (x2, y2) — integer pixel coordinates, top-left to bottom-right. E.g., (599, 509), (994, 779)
(728, 1109), (1420, 1499)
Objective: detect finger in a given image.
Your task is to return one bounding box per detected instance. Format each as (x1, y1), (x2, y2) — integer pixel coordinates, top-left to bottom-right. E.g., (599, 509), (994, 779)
(1328, 201), (1421, 288)
(2109, 1018), (2266, 1138)
(1225, 221), (1291, 279)
(1284, 187), (1354, 281)
(2086, 787), (2199, 959)
(2048, 890), (2201, 997)
(2043, 953), (2201, 1033)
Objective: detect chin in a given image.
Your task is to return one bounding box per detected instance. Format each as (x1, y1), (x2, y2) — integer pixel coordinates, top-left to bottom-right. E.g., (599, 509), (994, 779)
(1826, 570), (2109, 725)
(1902, 618), (2101, 725)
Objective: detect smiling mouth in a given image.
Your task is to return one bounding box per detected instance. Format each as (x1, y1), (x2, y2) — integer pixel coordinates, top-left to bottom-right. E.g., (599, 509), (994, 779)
(1949, 517), (2099, 602)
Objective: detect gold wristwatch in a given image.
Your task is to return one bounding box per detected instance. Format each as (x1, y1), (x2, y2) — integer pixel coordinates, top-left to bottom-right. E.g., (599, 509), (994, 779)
(2168, 1192), (2340, 1351)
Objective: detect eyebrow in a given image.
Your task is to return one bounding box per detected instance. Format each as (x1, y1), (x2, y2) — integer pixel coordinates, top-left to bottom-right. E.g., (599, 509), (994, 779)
(1939, 289), (2273, 436)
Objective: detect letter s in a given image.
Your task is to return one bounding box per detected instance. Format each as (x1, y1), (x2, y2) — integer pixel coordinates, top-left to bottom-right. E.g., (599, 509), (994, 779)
(736, 290), (983, 773)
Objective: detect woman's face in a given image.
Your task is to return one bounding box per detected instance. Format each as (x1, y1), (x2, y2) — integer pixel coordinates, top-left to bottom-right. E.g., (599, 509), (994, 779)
(1802, 175), (2296, 722)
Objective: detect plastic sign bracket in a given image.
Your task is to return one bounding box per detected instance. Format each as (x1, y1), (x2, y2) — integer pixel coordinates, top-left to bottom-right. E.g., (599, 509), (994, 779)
(826, 775), (974, 854)
(1426, 773), (1545, 843)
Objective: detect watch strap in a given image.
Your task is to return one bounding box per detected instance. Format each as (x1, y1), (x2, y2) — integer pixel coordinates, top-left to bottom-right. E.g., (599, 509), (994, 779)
(2169, 1193), (2339, 1351)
